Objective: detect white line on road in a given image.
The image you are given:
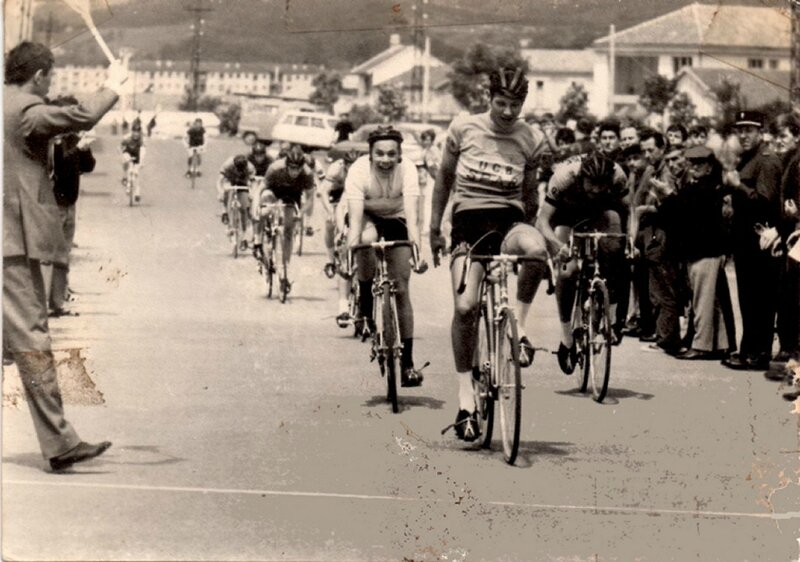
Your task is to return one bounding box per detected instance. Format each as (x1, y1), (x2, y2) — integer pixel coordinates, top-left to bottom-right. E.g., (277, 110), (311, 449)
(6, 479), (799, 521)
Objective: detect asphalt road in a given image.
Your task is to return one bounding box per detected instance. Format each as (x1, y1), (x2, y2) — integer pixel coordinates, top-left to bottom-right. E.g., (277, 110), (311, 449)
(3, 136), (799, 561)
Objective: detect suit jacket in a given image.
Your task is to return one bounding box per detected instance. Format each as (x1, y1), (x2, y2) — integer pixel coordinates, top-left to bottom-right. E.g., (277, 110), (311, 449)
(3, 85), (117, 260)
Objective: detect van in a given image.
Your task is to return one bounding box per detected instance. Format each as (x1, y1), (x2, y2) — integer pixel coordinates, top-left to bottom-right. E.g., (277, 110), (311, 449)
(270, 109), (339, 149)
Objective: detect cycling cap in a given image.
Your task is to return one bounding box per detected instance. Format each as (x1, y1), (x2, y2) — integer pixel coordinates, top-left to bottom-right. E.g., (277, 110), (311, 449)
(580, 152), (616, 182)
(488, 67), (529, 100)
(343, 149), (361, 164)
(367, 125), (404, 149)
(285, 145), (306, 168)
(251, 142), (267, 155)
(233, 155), (248, 170)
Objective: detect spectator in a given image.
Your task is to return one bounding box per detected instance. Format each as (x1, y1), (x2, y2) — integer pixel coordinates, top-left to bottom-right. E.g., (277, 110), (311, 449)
(334, 112), (354, 142)
(722, 111), (783, 370)
(47, 95), (97, 317)
(146, 113), (157, 137)
(3, 41), (126, 471)
(659, 147), (735, 359)
(688, 125), (708, 148)
(598, 121), (621, 161)
(574, 118), (595, 155)
(131, 110), (142, 132)
(666, 124), (688, 149)
(620, 125), (640, 150)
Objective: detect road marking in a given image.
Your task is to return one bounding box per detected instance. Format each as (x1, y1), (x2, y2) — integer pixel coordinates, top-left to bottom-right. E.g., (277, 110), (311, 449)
(6, 479), (799, 521)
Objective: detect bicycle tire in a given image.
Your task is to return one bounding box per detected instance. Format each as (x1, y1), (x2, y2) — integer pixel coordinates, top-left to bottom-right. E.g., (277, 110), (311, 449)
(473, 304), (494, 449)
(588, 280), (612, 403)
(496, 309), (522, 465)
(574, 289), (590, 394)
(382, 288), (399, 413)
(296, 215), (304, 256)
(349, 280), (360, 337)
(231, 207), (240, 258)
(264, 234), (275, 299)
(128, 171), (135, 207)
(277, 232), (289, 304)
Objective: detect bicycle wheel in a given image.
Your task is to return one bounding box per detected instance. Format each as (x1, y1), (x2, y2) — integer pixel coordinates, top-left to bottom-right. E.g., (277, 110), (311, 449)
(296, 215), (304, 256)
(277, 234), (289, 304)
(231, 207), (240, 258)
(349, 280), (361, 337)
(496, 309), (521, 464)
(381, 288), (399, 414)
(588, 280), (612, 403)
(473, 304), (494, 449)
(128, 171), (135, 207)
(574, 288), (590, 394)
(264, 234), (275, 299)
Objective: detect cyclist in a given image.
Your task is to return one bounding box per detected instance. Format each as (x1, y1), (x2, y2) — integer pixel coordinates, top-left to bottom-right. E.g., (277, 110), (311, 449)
(429, 67), (550, 441)
(252, 145), (315, 293)
(345, 126), (425, 387)
(217, 154), (255, 250)
(184, 118), (206, 177)
(319, 149), (360, 326)
(120, 126), (145, 203)
(536, 152), (629, 375)
(247, 141), (273, 177)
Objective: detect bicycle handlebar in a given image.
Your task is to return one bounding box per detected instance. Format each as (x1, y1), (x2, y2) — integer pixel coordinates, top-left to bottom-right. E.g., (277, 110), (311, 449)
(346, 239), (425, 277)
(456, 253), (542, 295)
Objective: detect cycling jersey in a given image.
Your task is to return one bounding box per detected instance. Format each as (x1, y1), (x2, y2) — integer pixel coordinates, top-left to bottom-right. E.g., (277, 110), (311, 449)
(445, 112), (548, 215)
(186, 126), (205, 147)
(344, 155), (420, 220)
(120, 136), (144, 163)
(247, 154), (273, 177)
(545, 155), (628, 219)
(219, 156), (255, 187)
(322, 159), (347, 204)
(264, 159), (314, 206)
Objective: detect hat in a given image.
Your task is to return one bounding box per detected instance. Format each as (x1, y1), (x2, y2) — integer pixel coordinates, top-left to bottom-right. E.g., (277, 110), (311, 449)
(734, 111), (764, 128)
(684, 146), (714, 161)
(621, 143), (643, 158)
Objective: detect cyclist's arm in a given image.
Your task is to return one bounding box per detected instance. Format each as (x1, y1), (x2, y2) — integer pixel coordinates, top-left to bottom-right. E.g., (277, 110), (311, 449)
(138, 146), (146, 165)
(521, 166), (540, 223)
(430, 140), (458, 233)
(217, 173), (231, 200)
(346, 198), (365, 248)
(535, 201), (562, 257)
(401, 160), (421, 247)
(318, 177), (336, 217)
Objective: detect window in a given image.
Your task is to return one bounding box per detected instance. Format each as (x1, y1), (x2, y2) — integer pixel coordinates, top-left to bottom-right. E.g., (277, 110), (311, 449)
(748, 58), (764, 69)
(536, 80), (544, 90)
(295, 116), (310, 126)
(672, 56), (693, 74)
(311, 118), (324, 128)
(769, 59), (779, 70)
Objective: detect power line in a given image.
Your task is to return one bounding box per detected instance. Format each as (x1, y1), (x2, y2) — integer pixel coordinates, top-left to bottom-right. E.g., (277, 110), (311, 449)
(184, 0), (214, 112)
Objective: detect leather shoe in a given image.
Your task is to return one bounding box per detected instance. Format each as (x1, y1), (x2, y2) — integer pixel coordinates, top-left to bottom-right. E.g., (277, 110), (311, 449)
(49, 441), (112, 471)
(722, 354), (768, 371)
(677, 349), (724, 361)
(639, 333), (657, 342)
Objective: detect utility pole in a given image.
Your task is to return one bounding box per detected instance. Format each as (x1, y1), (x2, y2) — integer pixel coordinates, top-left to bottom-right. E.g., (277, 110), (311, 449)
(791, 0), (799, 114)
(45, 11), (54, 47)
(185, 0), (214, 112)
(411, 0), (423, 120)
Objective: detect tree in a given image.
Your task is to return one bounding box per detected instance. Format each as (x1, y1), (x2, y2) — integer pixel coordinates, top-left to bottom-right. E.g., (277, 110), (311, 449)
(216, 102), (241, 136)
(309, 71), (343, 114)
(639, 75), (677, 115)
(557, 83), (590, 122)
(179, 93), (221, 113)
(667, 92), (696, 127)
(348, 103), (382, 128)
(376, 84), (407, 122)
(711, 77), (742, 127)
(449, 42), (529, 113)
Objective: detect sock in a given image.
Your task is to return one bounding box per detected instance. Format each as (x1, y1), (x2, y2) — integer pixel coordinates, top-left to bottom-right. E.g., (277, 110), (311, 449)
(401, 338), (413, 369)
(358, 280), (373, 319)
(458, 371), (476, 412)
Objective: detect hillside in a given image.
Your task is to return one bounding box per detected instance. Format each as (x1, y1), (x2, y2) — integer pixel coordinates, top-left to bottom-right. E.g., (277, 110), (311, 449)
(33, 0), (781, 68)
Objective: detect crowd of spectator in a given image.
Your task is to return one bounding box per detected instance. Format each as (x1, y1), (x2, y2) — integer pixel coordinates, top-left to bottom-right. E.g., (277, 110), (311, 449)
(519, 109), (800, 397)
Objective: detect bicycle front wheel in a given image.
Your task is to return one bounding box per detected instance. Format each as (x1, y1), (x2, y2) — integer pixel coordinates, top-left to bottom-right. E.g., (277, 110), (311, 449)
(231, 209), (240, 258)
(574, 290), (590, 393)
(381, 288), (400, 414)
(296, 215), (305, 256)
(496, 309), (521, 465)
(473, 304), (494, 449)
(277, 234), (289, 303)
(128, 173), (135, 207)
(348, 280), (360, 337)
(588, 280), (612, 403)
(264, 235), (275, 299)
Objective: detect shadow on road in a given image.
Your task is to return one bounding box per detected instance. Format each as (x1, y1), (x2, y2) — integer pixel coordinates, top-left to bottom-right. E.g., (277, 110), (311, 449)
(553, 387), (654, 403)
(513, 440), (575, 467)
(362, 395), (445, 412)
(3, 452), (113, 474)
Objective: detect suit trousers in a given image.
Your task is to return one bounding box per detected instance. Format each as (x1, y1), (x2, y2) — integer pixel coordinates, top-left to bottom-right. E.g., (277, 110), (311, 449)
(687, 256), (730, 352)
(49, 204), (76, 311)
(3, 256), (81, 459)
(733, 245), (780, 358)
(776, 254), (800, 355)
(649, 256), (682, 351)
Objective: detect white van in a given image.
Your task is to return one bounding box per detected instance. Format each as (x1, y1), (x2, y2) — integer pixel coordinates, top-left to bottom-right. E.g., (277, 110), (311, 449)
(270, 109), (338, 149)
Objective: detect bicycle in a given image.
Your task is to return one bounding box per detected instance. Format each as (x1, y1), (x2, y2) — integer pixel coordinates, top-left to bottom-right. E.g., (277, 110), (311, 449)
(188, 146), (204, 189)
(225, 185), (250, 259)
(125, 162), (140, 207)
(257, 201), (298, 303)
(454, 250), (543, 465)
(561, 230), (628, 403)
(348, 239), (424, 413)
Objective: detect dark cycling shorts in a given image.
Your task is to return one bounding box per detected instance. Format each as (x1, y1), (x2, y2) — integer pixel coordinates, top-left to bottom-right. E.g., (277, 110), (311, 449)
(551, 204), (625, 229)
(366, 214), (408, 242)
(450, 207), (525, 255)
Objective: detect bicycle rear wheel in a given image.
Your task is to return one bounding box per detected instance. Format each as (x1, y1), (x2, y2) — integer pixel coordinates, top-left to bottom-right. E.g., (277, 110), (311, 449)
(381, 288), (400, 413)
(588, 280), (612, 403)
(473, 304), (494, 449)
(496, 309), (522, 464)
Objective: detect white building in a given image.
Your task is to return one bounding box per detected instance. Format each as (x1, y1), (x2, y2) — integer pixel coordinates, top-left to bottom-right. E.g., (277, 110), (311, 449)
(590, 3), (791, 116)
(520, 48), (594, 114)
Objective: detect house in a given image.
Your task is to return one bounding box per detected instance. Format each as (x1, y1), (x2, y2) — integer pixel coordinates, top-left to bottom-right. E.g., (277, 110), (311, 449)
(675, 67), (790, 117)
(590, 3), (791, 116)
(520, 48), (594, 114)
(380, 64), (460, 122)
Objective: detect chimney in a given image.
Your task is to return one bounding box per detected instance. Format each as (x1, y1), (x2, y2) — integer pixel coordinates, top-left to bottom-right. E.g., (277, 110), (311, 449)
(519, 39), (530, 49)
(389, 33), (401, 47)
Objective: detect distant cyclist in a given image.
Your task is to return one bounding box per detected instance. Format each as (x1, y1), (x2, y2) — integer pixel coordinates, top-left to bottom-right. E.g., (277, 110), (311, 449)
(536, 152), (629, 374)
(429, 67), (550, 441)
(252, 145), (315, 292)
(184, 118), (206, 177)
(217, 154), (255, 249)
(319, 149), (360, 326)
(120, 125), (145, 203)
(247, 141), (273, 177)
(346, 126), (426, 388)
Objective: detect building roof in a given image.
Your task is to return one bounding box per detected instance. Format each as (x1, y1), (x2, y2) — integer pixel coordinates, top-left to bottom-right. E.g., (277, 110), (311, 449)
(677, 67), (790, 106)
(384, 65), (451, 89)
(351, 45), (407, 74)
(522, 49), (593, 74)
(594, 3), (790, 50)
(129, 60), (323, 76)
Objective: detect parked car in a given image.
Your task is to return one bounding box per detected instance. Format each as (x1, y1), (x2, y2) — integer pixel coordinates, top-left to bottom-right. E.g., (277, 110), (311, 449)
(327, 122), (443, 167)
(270, 110), (339, 149)
(238, 99), (317, 145)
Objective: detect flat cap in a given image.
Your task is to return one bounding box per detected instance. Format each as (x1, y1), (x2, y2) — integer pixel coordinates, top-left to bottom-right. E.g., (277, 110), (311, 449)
(684, 146), (715, 161)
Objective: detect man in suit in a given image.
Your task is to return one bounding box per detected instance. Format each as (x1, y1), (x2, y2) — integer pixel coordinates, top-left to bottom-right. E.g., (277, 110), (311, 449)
(4, 41), (127, 471)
